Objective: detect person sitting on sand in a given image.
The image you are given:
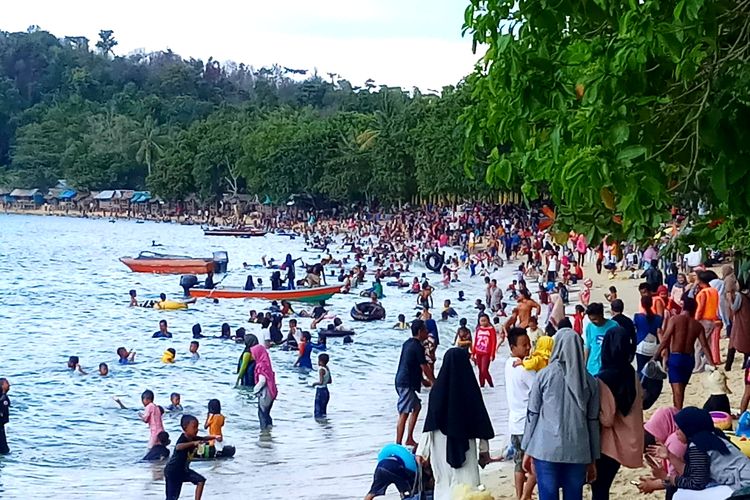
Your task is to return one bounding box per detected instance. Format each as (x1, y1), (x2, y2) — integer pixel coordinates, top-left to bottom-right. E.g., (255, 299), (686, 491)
(642, 407), (750, 499)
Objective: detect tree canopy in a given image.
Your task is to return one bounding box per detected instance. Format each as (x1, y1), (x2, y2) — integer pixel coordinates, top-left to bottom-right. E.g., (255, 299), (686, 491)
(0, 27), (493, 206)
(462, 0), (750, 248)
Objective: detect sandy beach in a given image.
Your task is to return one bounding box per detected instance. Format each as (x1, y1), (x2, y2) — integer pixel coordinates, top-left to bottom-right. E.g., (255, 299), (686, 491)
(481, 259), (740, 499)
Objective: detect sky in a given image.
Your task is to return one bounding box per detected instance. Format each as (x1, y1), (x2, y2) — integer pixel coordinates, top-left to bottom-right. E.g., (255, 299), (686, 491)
(3, 0), (481, 91)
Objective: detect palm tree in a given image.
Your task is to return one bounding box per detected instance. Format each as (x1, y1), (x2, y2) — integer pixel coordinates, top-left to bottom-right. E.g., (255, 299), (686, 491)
(133, 117), (164, 176)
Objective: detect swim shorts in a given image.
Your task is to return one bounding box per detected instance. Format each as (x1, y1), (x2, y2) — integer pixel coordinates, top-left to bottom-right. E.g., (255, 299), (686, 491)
(165, 468), (205, 500)
(667, 352), (695, 384)
(396, 387), (421, 414)
(511, 434), (525, 473)
(368, 458), (416, 496)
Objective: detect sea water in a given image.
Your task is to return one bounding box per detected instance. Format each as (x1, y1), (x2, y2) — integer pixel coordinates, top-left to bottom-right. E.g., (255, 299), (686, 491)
(0, 214), (513, 500)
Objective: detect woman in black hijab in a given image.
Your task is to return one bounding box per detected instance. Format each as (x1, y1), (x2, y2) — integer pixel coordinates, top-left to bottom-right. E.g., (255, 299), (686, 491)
(417, 348), (494, 500)
(647, 407), (750, 498)
(591, 326), (643, 500)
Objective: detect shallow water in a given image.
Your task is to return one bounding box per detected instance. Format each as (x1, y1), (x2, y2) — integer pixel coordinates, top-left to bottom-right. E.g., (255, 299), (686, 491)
(0, 214), (514, 499)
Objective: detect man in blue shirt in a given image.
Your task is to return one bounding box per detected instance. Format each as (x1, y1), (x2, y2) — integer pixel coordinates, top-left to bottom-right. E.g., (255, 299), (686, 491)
(584, 303), (618, 375)
(394, 320), (434, 447)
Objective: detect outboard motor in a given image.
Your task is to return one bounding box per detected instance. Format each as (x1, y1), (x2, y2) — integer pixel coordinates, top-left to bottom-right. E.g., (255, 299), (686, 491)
(180, 274), (198, 297)
(212, 251), (229, 274)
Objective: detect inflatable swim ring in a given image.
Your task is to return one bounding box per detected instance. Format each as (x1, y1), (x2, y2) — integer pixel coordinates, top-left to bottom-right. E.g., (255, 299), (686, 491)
(378, 444), (417, 473)
(155, 300), (188, 310)
(711, 411), (732, 431)
(729, 433), (750, 457)
(351, 303), (386, 321)
(425, 252), (444, 273)
(318, 329), (356, 338)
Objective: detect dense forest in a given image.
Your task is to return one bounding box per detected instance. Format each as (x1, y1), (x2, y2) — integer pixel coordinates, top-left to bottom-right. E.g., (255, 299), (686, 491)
(0, 27), (490, 204)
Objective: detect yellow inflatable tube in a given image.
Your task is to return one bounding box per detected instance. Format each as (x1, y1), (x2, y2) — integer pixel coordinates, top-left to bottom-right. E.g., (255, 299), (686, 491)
(155, 300), (188, 310)
(729, 433), (750, 458)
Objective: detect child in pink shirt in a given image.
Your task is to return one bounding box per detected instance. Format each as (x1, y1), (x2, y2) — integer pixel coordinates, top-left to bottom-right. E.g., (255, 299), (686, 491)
(139, 390), (164, 448)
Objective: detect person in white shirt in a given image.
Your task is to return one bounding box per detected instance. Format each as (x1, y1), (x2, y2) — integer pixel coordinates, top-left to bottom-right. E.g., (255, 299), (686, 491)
(504, 327), (537, 499)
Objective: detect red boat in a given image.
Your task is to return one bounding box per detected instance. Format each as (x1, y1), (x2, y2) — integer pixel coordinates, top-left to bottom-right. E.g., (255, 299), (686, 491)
(120, 251), (228, 275)
(189, 284), (342, 303)
(203, 228), (266, 237)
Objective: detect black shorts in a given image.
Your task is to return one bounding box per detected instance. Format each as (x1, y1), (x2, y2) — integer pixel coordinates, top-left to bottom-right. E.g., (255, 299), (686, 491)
(165, 468), (205, 500)
(368, 459), (415, 497)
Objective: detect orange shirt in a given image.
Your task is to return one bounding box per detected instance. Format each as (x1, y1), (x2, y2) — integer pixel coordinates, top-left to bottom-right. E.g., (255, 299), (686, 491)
(206, 414), (225, 445)
(696, 286), (719, 321)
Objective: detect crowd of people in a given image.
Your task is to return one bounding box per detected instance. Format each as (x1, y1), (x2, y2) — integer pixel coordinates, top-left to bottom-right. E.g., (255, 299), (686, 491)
(4, 202), (750, 500)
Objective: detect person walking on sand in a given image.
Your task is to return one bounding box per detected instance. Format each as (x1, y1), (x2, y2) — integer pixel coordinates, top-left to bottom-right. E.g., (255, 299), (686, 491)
(695, 271), (721, 369)
(654, 297), (713, 409)
(395, 320), (434, 447)
(522, 328), (600, 500)
(505, 328), (537, 500)
(591, 327), (643, 500)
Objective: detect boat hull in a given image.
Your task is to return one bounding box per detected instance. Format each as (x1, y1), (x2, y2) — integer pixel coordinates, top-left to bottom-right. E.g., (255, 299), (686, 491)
(120, 258), (214, 275)
(189, 285), (341, 303)
(203, 229), (266, 237)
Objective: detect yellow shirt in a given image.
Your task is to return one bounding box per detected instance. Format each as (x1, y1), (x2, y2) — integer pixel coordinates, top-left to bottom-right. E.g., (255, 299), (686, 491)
(522, 336), (554, 371)
(161, 351), (175, 363)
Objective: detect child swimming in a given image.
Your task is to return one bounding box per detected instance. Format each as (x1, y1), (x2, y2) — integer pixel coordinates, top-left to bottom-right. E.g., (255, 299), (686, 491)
(167, 393), (183, 412)
(162, 348), (176, 364)
(189, 341), (200, 361)
(393, 314), (407, 330)
(98, 363), (109, 376)
(117, 347), (136, 364)
(67, 356), (87, 375)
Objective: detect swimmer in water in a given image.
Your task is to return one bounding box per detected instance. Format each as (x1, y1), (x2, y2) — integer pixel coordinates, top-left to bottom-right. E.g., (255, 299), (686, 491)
(167, 393), (183, 412)
(98, 363), (109, 376)
(117, 347), (136, 364)
(162, 348), (176, 364)
(129, 289), (138, 307)
(67, 356), (87, 375)
(393, 314), (408, 330)
(189, 341), (200, 361)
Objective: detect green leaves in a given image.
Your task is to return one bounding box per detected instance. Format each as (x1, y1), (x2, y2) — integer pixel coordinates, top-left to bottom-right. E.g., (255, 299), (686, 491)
(616, 146), (646, 162)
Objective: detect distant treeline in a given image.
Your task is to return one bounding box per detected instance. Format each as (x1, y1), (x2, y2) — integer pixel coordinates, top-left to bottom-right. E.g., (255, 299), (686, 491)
(0, 27), (494, 204)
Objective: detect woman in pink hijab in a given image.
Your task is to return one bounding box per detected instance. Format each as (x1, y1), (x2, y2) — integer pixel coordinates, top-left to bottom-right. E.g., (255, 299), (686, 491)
(251, 344), (278, 430)
(643, 407), (687, 475)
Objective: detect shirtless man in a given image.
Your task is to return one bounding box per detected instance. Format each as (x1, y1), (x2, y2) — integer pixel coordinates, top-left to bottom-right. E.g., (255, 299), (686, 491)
(654, 296), (713, 409)
(516, 290), (541, 329)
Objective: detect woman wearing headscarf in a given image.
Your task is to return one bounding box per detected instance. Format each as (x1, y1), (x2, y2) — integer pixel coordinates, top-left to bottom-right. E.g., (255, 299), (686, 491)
(646, 407), (750, 499)
(416, 348), (494, 499)
(668, 274), (687, 315)
(251, 343), (278, 430)
(643, 407), (687, 476)
(236, 334), (258, 387)
(591, 327), (643, 500)
(521, 328), (600, 500)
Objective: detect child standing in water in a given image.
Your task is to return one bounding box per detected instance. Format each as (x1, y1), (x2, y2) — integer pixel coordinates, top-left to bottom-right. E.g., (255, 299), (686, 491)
(167, 393), (183, 412)
(453, 325), (473, 351)
(164, 414), (216, 500)
(472, 314), (498, 388)
(311, 353), (332, 419)
(204, 399), (224, 450)
(140, 390), (165, 448)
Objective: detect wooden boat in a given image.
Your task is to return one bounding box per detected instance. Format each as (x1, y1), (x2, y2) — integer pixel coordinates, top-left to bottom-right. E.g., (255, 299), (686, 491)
(203, 227), (267, 237)
(119, 251), (228, 275)
(189, 284), (342, 303)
